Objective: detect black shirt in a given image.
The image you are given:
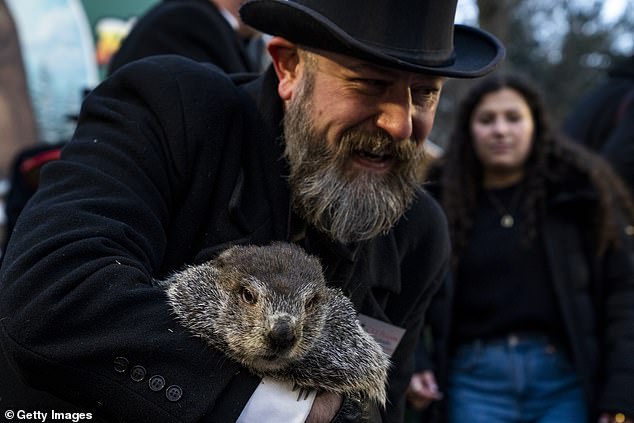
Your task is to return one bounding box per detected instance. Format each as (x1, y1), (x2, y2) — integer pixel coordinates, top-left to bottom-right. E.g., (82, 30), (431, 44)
(451, 183), (565, 347)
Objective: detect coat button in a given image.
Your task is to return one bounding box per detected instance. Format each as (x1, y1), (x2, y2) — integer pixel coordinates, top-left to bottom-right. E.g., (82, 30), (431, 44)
(130, 365), (147, 382)
(148, 375), (166, 392)
(165, 385), (183, 402)
(113, 357), (129, 373)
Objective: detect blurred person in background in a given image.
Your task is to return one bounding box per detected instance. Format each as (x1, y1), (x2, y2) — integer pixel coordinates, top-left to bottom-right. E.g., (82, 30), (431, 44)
(108, 0), (265, 76)
(407, 73), (634, 423)
(563, 54), (634, 195)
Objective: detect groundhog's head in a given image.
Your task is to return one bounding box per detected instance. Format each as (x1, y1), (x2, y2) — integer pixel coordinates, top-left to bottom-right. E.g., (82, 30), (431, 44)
(210, 242), (331, 372)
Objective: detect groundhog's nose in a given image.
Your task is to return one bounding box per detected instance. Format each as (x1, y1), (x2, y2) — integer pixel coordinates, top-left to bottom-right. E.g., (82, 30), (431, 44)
(269, 318), (296, 350)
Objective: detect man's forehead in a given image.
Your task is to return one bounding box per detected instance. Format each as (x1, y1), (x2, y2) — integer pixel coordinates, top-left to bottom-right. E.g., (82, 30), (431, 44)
(309, 48), (446, 84)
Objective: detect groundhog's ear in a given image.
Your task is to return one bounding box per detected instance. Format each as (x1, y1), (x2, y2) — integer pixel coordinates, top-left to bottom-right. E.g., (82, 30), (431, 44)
(214, 245), (242, 267)
(217, 246), (236, 259)
(209, 258), (232, 284)
(307, 255), (325, 274)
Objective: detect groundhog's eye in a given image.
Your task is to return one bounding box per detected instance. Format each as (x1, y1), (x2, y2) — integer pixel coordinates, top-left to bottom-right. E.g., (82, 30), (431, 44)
(305, 295), (320, 310)
(240, 287), (257, 305)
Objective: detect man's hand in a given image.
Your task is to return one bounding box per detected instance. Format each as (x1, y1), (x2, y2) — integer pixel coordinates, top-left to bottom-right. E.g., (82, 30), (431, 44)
(406, 371), (443, 411)
(599, 413), (634, 423)
(306, 391), (342, 423)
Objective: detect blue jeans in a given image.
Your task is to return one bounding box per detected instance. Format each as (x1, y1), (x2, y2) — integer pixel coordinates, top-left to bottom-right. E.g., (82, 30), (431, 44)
(448, 334), (588, 423)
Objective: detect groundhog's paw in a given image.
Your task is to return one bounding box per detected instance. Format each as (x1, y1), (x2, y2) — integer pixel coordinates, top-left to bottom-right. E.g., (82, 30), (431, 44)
(291, 384), (315, 401)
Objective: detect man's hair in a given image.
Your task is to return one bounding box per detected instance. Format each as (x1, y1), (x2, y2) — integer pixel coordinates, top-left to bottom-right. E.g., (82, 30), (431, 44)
(298, 48), (318, 70)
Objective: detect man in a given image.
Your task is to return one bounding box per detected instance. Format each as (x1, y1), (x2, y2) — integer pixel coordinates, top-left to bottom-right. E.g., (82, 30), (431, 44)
(108, 0), (263, 75)
(0, 0), (503, 421)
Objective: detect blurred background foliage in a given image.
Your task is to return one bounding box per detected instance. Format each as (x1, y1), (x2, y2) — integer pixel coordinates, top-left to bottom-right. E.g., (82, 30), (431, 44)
(430, 0), (634, 147)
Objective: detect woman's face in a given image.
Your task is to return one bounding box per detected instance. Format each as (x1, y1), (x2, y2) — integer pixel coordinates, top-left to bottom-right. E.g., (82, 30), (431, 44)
(470, 87), (535, 188)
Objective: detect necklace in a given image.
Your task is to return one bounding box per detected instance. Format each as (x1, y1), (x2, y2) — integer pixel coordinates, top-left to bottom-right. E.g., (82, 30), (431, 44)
(485, 185), (523, 228)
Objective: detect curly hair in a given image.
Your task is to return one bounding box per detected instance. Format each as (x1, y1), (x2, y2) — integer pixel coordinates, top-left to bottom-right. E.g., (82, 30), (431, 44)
(433, 73), (634, 265)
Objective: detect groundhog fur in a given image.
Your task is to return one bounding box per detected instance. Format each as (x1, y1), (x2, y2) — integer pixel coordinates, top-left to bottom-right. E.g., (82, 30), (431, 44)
(158, 242), (390, 407)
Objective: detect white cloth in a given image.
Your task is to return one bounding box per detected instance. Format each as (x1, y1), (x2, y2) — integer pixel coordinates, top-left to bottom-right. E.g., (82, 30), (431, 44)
(218, 7), (239, 30)
(236, 376), (317, 423)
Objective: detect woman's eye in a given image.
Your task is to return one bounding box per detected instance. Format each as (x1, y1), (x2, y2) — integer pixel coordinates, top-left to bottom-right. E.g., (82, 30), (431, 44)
(474, 113), (495, 125)
(506, 112), (522, 123)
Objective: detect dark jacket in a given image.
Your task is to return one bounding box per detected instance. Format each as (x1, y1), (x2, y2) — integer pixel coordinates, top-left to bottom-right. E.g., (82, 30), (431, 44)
(417, 171), (634, 421)
(563, 55), (634, 192)
(108, 0), (259, 75)
(0, 56), (450, 422)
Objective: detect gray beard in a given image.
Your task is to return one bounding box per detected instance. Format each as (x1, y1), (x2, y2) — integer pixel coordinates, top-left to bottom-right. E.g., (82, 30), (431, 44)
(283, 76), (426, 244)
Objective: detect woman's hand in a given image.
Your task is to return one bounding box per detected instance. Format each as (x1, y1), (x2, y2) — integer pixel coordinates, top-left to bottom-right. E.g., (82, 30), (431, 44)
(406, 371), (443, 411)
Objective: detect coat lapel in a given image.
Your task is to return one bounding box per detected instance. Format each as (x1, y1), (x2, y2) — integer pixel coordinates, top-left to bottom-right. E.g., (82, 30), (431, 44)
(222, 69), (290, 242)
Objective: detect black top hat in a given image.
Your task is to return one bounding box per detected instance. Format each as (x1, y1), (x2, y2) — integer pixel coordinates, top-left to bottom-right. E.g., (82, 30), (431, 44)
(240, 0), (504, 78)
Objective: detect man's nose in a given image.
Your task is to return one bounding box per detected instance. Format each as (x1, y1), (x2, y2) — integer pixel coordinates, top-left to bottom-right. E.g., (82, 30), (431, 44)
(375, 92), (414, 141)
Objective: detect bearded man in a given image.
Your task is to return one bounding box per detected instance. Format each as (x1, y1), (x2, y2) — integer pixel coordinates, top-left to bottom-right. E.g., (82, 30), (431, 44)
(0, 0), (503, 421)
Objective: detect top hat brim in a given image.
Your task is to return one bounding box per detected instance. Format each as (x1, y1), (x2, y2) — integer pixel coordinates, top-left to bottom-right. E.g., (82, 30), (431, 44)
(241, 0), (504, 78)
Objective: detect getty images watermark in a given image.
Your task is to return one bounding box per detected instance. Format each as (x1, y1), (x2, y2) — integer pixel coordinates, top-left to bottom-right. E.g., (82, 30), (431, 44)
(4, 410), (92, 422)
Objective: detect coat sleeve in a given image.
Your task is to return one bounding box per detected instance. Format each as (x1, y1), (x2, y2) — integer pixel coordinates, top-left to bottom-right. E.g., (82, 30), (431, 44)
(0, 57), (259, 422)
(108, 2), (252, 75)
(413, 271), (452, 375)
(598, 222), (634, 417)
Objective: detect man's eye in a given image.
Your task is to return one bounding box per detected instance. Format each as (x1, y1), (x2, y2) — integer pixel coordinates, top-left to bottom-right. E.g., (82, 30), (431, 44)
(412, 88), (439, 106)
(363, 79), (387, 86)
(354, 78), (388, 95)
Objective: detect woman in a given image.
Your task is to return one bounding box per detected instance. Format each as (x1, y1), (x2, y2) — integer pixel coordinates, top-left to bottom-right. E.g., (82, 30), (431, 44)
(407, 73), (634, 423)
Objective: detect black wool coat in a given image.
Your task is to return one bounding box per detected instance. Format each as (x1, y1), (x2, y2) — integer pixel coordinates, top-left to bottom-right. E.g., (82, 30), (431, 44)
(417, 172), (634, 422)
(108, 0), (259, 75)
(0, 57), (450, 422)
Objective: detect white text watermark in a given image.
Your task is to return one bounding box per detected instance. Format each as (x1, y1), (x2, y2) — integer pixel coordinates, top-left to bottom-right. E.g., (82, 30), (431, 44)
(4, 410), (92, 422)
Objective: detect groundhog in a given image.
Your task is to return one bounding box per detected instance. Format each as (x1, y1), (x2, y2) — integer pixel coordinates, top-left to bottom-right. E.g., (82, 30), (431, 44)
(157, 242), (390, 408)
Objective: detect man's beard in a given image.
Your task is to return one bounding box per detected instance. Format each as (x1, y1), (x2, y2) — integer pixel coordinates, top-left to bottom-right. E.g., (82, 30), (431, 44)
(283, 75), (427, 244)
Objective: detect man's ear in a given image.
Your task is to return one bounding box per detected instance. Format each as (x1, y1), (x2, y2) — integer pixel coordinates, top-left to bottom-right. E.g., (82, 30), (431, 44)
(268, 37), (302, 101)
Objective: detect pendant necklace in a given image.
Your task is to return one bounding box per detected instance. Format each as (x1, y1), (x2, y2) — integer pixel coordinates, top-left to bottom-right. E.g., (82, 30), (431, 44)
(485, 185), (523, 228)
